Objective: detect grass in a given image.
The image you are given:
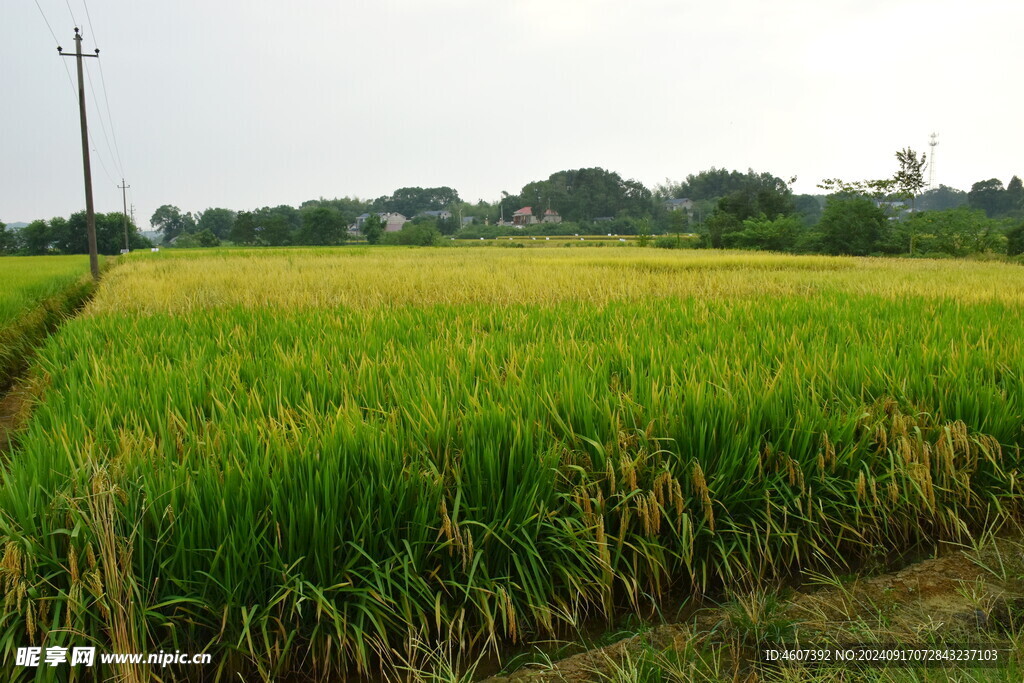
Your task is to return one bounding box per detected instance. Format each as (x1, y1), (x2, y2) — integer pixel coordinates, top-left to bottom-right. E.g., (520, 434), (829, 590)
(0, 247), (1022, 680)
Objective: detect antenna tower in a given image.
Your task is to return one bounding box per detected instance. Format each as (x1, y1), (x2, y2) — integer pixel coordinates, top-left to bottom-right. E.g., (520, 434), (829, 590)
(928, 133), (938, 189)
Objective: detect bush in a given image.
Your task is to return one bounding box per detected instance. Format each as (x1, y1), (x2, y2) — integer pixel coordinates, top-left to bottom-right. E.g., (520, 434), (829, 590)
(174, 229), (220, 248)
(818, 197), (888, 256)
(396, 222), (440, 246)
(722, 215), (804, 252)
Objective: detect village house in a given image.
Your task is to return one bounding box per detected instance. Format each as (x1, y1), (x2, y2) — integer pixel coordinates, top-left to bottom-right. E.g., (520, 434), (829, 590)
(416, 210), (452, 220)
(352, 212), (409, 233)
(512, 207), (536, 226)
(664, 198), (694, 212)
(512, 207), (562, 227)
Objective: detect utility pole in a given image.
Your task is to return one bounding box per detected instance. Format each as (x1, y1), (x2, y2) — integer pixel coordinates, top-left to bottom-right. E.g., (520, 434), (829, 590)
(118, 178), (131, 252)
(59, 28), (100, 280)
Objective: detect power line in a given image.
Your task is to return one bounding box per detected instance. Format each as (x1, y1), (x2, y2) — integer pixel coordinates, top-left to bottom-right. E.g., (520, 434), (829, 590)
(95, 61), (125, 176)
(89, 137), (118, 187)
(33, 0), (78, 96)
(33, 0), (61, 45)
(63, 0), (78, 28)
(84, 59), (122, 178)
(79, 0), (127, 180)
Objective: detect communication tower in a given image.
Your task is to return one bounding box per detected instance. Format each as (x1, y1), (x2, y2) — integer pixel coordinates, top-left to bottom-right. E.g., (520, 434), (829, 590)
(928, 133), (938, 189)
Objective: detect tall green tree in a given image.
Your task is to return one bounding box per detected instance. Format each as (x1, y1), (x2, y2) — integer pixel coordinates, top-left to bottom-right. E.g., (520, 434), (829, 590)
(259, 215), (291, 247)
(231, 212), (258, 245)
(893, 147), (928, 212)
(196, 208), (237, 239)
(19, 220), (53, 255)
(968, 179), (1009, 217)
(64, 212), (149, 254)
(150, 205), (197, 244)
(298, 206), (346, 245)
(1007, 176), (1024, 215)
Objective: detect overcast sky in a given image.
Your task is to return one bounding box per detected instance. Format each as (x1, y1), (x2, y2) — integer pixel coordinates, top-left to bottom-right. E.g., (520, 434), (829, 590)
(4, 0), (1023, 226)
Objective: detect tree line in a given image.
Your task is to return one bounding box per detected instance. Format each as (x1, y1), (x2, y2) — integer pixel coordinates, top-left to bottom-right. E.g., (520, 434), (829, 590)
(3, 160), (1023, 257)
(0, 212), (151, 256)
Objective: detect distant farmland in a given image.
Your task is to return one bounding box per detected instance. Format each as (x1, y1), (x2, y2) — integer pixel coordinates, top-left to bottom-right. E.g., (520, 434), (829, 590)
(1, 247), (1023, 679)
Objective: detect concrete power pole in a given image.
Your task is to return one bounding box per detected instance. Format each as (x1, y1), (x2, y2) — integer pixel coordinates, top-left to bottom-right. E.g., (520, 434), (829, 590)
(59, 28), (101, 280)
(118, 179), (131, 252)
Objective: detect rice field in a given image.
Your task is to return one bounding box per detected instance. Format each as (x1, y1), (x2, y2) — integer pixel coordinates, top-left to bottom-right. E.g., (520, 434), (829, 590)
(0, 255), (95, 327)
(0, 255), (97, 389)
(1, 247), (1023, 679)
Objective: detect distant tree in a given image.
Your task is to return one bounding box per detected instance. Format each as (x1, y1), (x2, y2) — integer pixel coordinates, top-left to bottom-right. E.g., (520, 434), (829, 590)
(1007, 222), (1024, 256)
(259, 215), (291, 247)
(362, 213), (384, 245)
(916, 185), (968, 212)
(724, 215), (804, 251)
(636, 217), (652, 247)
(64, 212), (149, 254)
(196, 208), (236, 239)
(893, 147), (928, 212)
(300, 196), (369, 227)
(817, 177), (896, 200)
(1007, 176), (1024, 216)
(262, 205), (301, 234)
(436, 215), (459, 235)
(658, 168), (756, 201)
(0, 221), (14, 255)
(373, 187), (461, 218)
(230, 212), (258, 245)
(195, 229), (221, 247)
(19, 220), (53, 255)
(705, 211), (742, 249)
(396, 222), (440, 246)
(496, 190), (521, 223)
(819, 197), (888, 256)
(669, 209), (689, 246)
(515, 168), (652, 222)
(968, 179), (1009, 218)
(716, 173), (794, 222)
(174, 229), (221, 248)
(150, 205), (197, 244)
(298, 206), (346, 245)
(792, 194), (825, 225)
(897, 207), (1003, 256)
